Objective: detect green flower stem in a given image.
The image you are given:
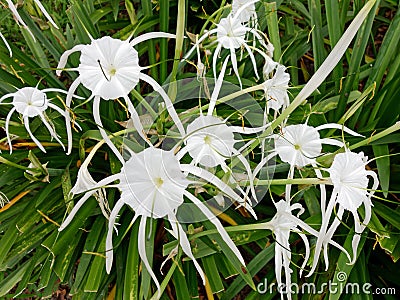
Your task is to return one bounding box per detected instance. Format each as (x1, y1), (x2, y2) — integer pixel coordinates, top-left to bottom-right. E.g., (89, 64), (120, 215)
(240, 177), (331, 186)
(168, 0), (186, 102)
(190, 224), (272, 241)
(0, 155), (36, 171)
(349, 121), (400, 150)
(199, 1), (229, 36)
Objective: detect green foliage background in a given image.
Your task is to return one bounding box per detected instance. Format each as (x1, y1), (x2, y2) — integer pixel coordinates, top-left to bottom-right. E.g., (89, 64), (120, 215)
(0, 0), (399, 299)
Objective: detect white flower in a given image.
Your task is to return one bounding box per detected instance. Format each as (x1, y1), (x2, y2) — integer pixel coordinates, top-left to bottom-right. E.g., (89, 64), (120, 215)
(59, 147), (253, 293)
(183, 0), (266, 87)
(57, 34), (184, 160)
(232, 0), (258, 23)
(265, 200), (351, 300)
(253, 122), (362, 208)
(184, 115), (236, 168)
(307, 151), (379, 276)
(263, 65), (290, 113)
(0, 86), (79, 153)
(274, 123), (362, 168)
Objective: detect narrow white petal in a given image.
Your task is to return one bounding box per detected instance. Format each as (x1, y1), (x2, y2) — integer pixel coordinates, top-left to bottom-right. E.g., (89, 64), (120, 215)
(138, 216), (161, 296)
(38, 113), (65, 150)
(232, 0), (259, 21)
(59, 190), (96, 231)
(287, 214), (352, 264)
(181, 164), (256, 218)
(0, 32), (12, 57)
(320, 138), (345, 148)
(59, 173), (121, 231)
(208, 55), (230, 116)
(231, 148), (257, 201)
(274, 245), (283, 288)
(65, 77), (81, 155)
(0, 93), (15, 103)
(315, 123), (363, 137)
(93, 96), (125, 163)
(33, 0), (59, 29)
(243, 43), (259, 80)
(24, 116), (46, 152)
(106, 200), (127, 273)
(252, 152), (277, 180)
(323, 206), (344, 270)
(139, 73), (185, 137)
(6, 0), (27, 26)
(130, 32), (175, 46)
(350, 211), (363, 265)
(297, 231), (310, 277)
(306, 192), (337, 277)
(184, 190), (246, 266)
(167, 214), (205, 284)
(124, 95), (152, 147)
(5, 107), (16, 154)
(230, 123), (271, 134)
(183, 29), (219, 60)
(212, 43), (222, 83)
(230, 46), (242, 89)
(57, 45), (85, 76)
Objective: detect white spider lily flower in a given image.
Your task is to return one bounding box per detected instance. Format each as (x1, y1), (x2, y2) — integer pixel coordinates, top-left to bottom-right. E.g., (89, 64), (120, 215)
(307, 151), (379, 276)
(231, 0), (258, 23)
(264, 200), (351, 300)
(6, 0), (59, 38)
(57, 34), (184, 160)
(179, 114), (270, 204)
(253, 123), (362, 209)
(264, 64), (290, 113)
(183, 0), (266, 88)
(0, 86), (80, 153)
(184, 115), (235, 168)
(59, 147), (252, 293)
(274, 123), (363, 168)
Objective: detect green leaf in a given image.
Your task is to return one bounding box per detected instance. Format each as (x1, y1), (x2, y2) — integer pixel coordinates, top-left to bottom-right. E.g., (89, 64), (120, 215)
(202, 255), (224, 294)
(374, 202), (400, 230)
(0, 260), (31, 297)
(372, 144), (390, 197)
(123, 220), (140, 300)
(221, 243), (275, 300)
(84, 234), (107, 293)
(328, 230), (367, 300)
(70, 217), (105, 295)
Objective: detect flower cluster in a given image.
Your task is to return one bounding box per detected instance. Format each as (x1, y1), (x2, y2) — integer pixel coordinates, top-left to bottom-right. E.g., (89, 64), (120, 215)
(0, 1), (382, 299)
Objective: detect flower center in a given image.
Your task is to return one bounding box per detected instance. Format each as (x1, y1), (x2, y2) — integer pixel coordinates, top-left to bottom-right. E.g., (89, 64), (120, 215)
(294, 144), (301, 150)
(204, 135), (212, 145)
(154, 177), (164, 188)
(109, 67), (117, 76)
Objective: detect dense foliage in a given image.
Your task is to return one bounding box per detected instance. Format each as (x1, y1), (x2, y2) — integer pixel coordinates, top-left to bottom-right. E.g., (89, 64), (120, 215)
(0, 1), (399, 299)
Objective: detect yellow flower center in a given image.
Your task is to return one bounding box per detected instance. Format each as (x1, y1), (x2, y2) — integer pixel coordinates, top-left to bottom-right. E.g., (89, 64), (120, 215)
(154, 177), (164, 188)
